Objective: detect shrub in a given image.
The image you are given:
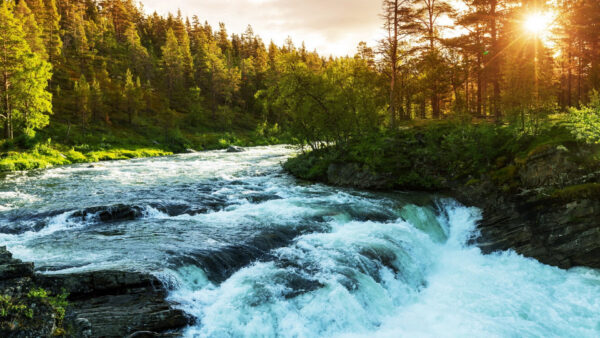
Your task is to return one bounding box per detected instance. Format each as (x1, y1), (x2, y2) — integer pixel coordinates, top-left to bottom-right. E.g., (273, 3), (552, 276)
(566, 91), (600, 144)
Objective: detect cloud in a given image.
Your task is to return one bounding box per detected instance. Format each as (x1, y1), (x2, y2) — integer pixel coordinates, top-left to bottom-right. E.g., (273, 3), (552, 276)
(139, 0), (383, 56)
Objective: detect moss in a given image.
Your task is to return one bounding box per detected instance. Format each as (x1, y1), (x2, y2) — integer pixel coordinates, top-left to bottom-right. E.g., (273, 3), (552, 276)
(466, 178), (481, 186)
(491, 165), (517, 185)
(550, 183), (600, 201)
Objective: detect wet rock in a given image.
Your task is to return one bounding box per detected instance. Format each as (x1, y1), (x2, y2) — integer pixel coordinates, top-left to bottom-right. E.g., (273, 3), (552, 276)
(455, 178), (600, 270)
(37, 270), (189, 337)
(185, 149), (197, 153)
(0, 250), (188, 337)
(73, 318), (92, 338)
(71, 204), (145, 223)
(0, 261), (34, 280)
(226, 146), (245, 153)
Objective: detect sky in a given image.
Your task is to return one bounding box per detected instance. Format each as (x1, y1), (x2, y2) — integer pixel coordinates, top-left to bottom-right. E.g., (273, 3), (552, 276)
(139, 0), (384, 57)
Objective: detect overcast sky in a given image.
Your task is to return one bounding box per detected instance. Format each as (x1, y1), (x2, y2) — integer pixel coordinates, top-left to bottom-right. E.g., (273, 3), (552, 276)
(139, 0), (384, 56)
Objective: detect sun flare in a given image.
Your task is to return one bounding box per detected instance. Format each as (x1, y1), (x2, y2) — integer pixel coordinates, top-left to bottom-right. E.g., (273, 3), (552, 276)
(524, 11), (554, 35)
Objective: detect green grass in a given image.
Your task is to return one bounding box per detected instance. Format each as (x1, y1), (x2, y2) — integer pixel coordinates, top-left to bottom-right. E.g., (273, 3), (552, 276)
(0, 116), (292, 173)
(0, 142), (172, 173)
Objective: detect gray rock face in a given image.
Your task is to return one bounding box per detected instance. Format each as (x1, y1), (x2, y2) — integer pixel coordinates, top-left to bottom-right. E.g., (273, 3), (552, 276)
(327, 163), (392, 190)
(0, 247), (188, 337)
(226, 146), (245, 153)
(37, 270), (189, 337)
(453, 146), (600, 270)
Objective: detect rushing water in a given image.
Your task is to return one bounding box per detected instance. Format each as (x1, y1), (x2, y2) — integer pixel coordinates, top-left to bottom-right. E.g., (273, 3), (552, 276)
(0, 145), (599, 337)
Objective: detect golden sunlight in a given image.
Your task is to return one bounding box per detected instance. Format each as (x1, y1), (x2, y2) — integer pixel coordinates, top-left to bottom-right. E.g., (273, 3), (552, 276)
(524, 11), (554, 35)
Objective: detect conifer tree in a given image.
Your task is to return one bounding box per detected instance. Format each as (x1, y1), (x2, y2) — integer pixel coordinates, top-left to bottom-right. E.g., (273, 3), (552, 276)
(0, 2), (32, 139)
(15, 0), (46, 59)
(42, 0), (62, 64)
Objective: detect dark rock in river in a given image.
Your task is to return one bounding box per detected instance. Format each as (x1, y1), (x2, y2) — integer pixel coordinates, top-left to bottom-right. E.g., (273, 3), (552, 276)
(0, 246), (188, 337)
(37, 270), (189, 337)
(226, 146), (245, 153)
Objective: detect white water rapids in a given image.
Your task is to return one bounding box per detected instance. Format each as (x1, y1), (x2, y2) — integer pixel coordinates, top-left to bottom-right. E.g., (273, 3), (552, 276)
(0, 146), (598, 337)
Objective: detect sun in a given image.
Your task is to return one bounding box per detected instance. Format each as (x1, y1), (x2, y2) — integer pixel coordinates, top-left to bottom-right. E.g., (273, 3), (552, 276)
(524, 12), (554, 35)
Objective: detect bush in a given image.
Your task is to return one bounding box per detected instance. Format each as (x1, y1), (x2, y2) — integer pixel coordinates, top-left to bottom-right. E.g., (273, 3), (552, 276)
(566, 91), (600, 144)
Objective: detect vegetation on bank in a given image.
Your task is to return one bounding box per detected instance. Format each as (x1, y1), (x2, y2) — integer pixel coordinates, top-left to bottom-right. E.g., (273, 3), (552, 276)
(285, 106), (600, 193)
(0, 288), (68, 336)
(0, 118), (290, 173)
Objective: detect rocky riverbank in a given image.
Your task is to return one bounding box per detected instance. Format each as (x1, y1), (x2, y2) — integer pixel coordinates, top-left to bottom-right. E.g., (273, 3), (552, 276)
(285, 127), (600, 270)
(0, 246), (188, 337)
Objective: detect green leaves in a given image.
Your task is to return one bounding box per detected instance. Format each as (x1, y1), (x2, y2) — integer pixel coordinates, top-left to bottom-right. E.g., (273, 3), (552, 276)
(566, 91), (600, 144)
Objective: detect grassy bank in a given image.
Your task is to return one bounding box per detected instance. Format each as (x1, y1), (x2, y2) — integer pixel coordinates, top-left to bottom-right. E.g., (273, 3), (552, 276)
(284, 117), (600, 191)
(0, 120), (291, 173)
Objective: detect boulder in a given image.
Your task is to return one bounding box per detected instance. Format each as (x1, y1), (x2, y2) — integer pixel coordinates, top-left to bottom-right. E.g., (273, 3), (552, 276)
(226, 146), (245, 153)
(37, 270), (189, 337)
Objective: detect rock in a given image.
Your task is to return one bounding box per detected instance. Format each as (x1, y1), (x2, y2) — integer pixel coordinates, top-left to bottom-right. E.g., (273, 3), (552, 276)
(327, 163), (392, 190)
(0, 247), (57, 337)
(226, 146), (245, 153)
(518, 146), (578, 188)
(185, 149), (197, 153)
(73, 318), (92, 338)
(0, 261), (34, 280)
(455, 177), (600, 270)
(71, 204), (145, 223)
(37, 270), (189, 337)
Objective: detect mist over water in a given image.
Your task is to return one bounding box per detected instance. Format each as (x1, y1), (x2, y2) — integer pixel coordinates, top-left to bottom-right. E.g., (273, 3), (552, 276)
(0, 146), (599, 337)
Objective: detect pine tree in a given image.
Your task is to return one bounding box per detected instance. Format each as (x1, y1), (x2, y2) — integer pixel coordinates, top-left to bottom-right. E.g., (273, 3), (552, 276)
(12, 52), (53, 136)
(161, 29), (185, 103)
(14, 0), (47, 59)
(74, 74), (90, 129)
(42, 0), (62, 64)
(0, 2), (32, 139)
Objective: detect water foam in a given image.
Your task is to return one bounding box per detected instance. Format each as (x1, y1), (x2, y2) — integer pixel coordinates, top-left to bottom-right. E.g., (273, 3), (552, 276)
(167, 200), (600, 338)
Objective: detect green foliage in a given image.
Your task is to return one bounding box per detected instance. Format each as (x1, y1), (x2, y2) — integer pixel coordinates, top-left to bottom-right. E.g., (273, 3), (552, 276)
(284, 121), (517, 190)
(566, 91), (600, 144)
(0, 287), (68, 335)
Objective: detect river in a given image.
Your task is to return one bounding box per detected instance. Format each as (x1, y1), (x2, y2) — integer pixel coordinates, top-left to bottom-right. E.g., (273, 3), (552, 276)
(0, 145), (599, 337)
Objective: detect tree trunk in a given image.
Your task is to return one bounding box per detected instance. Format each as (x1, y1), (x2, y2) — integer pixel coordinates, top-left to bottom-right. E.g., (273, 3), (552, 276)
(490, 0), (501, 120)
(3, 71), (12, 139)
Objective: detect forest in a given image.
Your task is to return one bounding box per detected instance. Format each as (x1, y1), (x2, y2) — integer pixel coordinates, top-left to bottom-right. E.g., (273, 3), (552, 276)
(0, 0), (599, 166)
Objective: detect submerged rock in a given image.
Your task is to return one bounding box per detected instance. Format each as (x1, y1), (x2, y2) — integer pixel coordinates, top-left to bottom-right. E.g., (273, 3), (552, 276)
(226, 146), (245, 153)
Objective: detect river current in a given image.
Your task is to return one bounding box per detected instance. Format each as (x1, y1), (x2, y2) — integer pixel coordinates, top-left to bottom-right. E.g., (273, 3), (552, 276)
(0, 145), (599, 337)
